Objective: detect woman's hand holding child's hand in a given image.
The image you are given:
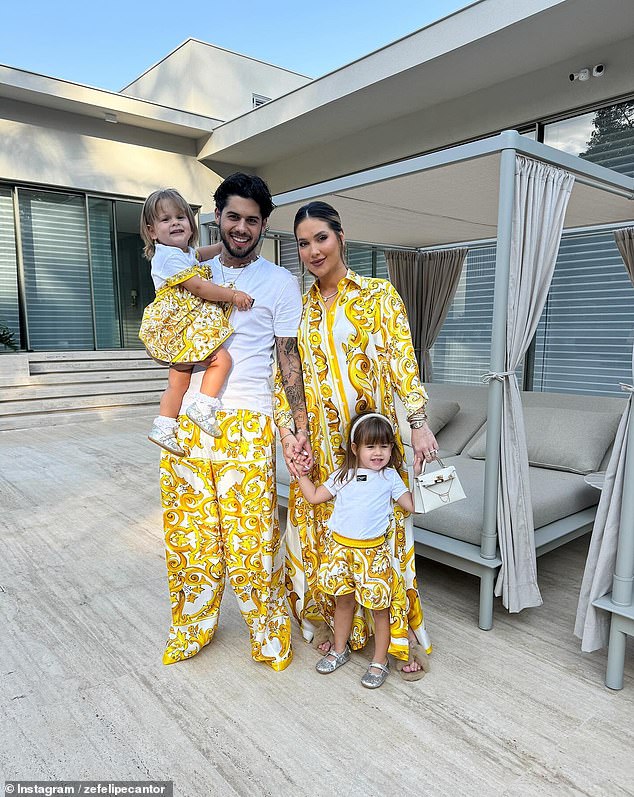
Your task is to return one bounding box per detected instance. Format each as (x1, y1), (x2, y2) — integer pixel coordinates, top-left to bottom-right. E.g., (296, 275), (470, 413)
(232, 290), (254, 310)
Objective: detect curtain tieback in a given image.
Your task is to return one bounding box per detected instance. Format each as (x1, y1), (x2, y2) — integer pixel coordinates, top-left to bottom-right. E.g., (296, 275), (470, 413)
(619, 382), (634, 394)
(481, 370), (515, 383)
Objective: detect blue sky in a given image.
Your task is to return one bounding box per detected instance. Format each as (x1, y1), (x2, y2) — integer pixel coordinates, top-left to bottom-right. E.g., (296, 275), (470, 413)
(1, 0), (473, 91)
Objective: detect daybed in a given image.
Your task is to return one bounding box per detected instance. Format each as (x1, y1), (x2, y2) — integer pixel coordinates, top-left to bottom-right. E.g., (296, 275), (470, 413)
(275, 383), (624, 630)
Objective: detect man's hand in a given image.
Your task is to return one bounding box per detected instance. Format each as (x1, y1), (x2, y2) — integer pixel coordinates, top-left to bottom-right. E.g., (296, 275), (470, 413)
(279, 429), (314, 479)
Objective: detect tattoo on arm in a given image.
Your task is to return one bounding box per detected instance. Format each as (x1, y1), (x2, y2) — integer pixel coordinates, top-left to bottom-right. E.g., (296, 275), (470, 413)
(275, 336), (308, 430)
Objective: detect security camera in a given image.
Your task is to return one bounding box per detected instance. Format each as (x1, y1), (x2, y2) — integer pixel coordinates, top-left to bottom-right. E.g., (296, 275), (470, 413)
(592, 64), (605, 77)
(569, 72), (577, 81)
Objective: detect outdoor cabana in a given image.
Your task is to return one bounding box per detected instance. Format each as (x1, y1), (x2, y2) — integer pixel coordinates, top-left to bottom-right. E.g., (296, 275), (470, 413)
(271, 130), (634, 687)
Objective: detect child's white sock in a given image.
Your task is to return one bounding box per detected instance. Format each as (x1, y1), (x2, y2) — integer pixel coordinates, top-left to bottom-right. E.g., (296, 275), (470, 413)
(153, 415), (178, 430)
(190, 393), (222, 411)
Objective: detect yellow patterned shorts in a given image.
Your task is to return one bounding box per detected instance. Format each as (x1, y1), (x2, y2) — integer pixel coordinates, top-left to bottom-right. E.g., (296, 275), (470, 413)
(318, 532), (395, 611)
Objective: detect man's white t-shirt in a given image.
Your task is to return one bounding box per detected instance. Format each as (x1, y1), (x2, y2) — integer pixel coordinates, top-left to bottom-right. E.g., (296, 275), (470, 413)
(323, 468), (409, 541)
(182, 255), (302, 418)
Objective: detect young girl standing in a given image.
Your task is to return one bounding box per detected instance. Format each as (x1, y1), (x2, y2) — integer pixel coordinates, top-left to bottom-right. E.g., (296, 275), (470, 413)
(296, 412), (420, 689)
(139, 188), (253, 456)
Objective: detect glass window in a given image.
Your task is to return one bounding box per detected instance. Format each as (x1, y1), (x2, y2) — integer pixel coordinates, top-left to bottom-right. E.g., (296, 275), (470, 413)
(19, 189), (93, 350)
(532, 230), (634, 396)
(0, 188), (20, 350)
(430, 245), (496, 384)
(114, 200), (151, 349)
(88, 198), (120, 349)
(346, 244), (373, 277)
(544, 100), (634, 176)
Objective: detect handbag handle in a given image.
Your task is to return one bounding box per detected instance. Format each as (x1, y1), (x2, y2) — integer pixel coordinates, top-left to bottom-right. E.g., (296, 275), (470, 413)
(420, 455), (445, 473)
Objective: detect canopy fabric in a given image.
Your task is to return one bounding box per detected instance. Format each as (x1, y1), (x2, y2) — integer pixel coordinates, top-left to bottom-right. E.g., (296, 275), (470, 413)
(386, 248), (466, 381)
(575, 227), (634, 651)
(493, 156), (575, 612)
(272, 137), (634, 248)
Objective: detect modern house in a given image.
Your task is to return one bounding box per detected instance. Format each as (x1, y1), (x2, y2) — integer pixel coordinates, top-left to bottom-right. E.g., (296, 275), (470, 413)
(0, 0), (633, 407)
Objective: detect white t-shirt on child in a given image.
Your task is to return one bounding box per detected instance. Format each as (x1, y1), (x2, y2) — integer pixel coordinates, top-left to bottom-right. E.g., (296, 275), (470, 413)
(323, 468), (409, 541)
(150, 244), (197, 290)
(181, 254), (302, 418)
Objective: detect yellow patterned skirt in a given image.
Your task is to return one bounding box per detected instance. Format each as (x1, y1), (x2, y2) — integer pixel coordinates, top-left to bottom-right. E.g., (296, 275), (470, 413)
(318, 533), (406, 614)
(140, 264), (233, 364)
(160, 409), (292, 671)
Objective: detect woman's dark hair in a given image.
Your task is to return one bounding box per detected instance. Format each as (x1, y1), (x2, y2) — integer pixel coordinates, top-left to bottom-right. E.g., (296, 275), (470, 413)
(334, 412), (403, 484)
(293, 201), (343, 237)
(213, 173), (275, 219)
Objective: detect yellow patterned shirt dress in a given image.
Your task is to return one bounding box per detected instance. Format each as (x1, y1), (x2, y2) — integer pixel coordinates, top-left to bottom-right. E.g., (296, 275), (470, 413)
(139, 244), (233, 364)
(275, 270), (431, 661)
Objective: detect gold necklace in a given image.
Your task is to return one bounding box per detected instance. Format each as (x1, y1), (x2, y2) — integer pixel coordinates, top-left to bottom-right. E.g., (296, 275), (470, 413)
(219, 252), (259, 288)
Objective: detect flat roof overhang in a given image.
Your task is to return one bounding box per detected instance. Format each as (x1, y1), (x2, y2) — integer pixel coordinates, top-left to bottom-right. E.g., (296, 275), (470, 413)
(199, 0), (634, 170)
(0, 64), (221, 138)
(271, 131), (634, 248)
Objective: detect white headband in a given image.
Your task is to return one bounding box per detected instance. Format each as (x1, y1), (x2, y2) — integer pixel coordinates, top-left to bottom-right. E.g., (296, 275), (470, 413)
(350, 412), (394, 442)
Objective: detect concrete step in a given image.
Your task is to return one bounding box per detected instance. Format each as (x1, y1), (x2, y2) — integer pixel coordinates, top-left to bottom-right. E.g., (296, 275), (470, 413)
(30, 358), (162, 374)
(25, 369), (167, 386)
(0, 404), (156, 432)
(2, 390), (162, 417)
(0, 350), (166, 430)
(29, 349), (150, 362)
(0, 377), (167, 403)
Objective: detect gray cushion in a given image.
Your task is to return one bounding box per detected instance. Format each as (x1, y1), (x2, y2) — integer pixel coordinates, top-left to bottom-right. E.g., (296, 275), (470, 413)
(415, 455), (600, 545)
(465, 405), (621, 475)
(395, 397), (462, 446)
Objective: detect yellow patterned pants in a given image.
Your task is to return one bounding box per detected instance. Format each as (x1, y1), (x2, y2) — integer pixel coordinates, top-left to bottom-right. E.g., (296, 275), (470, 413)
(160, 410), (292, 671)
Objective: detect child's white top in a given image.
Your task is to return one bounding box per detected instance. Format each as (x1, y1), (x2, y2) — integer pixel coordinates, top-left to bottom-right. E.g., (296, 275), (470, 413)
(182, 254), (302, 418)
(323, 468), (409, 541)
(150, 244), (197, 290)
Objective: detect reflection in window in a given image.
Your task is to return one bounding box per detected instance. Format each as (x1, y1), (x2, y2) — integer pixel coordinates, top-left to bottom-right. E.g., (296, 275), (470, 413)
(544, 100), (634, 176)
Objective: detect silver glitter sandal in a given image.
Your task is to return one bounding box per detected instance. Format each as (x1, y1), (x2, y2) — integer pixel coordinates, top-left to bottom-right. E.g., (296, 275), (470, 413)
(315, 645), (350, 674)
(361, 661), (389, 689)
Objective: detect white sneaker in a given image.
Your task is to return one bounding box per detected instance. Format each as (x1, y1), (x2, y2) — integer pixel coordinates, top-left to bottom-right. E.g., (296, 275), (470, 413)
(185, 402), (221, 437)
(148, 423), (186, 456)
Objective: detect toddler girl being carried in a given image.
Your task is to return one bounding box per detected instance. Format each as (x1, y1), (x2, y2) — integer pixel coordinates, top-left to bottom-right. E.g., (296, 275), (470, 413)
(139, 188), (253, 456)
(296, 412), (421, 689)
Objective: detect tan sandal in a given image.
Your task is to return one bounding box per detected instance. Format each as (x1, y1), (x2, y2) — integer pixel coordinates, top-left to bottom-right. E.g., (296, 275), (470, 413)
(396, 641), (430, 682)
(310, 623), (335, 652)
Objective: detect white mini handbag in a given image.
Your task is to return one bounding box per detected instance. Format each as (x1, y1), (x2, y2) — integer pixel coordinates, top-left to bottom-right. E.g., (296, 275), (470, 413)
(413, 457), (466, 514)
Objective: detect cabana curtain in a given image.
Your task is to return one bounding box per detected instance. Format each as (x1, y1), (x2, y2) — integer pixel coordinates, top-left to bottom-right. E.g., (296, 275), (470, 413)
(386, 248), (467, 380)
(494, 156), (575, 612)
(575, 226), (634, 651)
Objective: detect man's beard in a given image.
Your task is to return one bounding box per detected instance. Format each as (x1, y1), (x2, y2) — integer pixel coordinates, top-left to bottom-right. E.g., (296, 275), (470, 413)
(220, 228), (260, 261)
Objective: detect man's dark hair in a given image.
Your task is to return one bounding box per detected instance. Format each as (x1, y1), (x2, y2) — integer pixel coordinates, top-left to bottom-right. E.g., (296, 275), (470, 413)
(213, 173), (275, 219)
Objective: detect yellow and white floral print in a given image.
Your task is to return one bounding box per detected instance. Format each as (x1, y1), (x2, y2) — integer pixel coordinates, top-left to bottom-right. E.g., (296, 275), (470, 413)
(276, 270), (431, 660)
(161, 409), (292, 671)
(318, 537), (405, 615)
(140, 263), (233, 364)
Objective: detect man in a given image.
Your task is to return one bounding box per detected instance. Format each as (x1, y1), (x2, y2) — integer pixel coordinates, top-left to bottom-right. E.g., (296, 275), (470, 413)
(160, 173), (312, 671)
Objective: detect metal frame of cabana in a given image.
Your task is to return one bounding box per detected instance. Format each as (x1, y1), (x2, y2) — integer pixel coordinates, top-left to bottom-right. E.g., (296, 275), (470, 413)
(272, 130), (634, 684)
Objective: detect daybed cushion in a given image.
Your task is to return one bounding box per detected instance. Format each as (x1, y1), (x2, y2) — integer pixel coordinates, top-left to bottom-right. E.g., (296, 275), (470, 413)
(464, 405), (622, 475)
(416, 455), (600, 545)
(395, 398), (460, 439)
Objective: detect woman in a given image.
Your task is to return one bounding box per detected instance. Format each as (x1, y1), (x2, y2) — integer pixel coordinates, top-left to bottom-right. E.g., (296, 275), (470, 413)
(276, 201), (438, 677)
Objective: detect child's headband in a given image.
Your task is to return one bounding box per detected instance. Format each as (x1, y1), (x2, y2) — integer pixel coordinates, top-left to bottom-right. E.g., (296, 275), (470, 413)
(350, 412), (394, 442)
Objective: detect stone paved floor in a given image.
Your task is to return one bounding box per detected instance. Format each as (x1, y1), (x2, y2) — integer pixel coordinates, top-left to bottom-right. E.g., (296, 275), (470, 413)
(1, 418), (632, 796)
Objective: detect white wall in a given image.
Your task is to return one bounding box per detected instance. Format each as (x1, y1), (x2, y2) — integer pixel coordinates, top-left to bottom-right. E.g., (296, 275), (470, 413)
(122, 40), (311, 122)
(0, 101), (220, 211)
